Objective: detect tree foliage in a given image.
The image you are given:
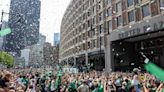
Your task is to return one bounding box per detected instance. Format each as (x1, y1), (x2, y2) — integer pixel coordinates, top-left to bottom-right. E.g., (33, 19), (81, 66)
(0, 51), (14, 67)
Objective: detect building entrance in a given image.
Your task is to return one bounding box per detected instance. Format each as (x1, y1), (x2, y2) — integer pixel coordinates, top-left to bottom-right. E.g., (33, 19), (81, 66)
(112, 33), (164, 71)
(134, 37), (163, 67)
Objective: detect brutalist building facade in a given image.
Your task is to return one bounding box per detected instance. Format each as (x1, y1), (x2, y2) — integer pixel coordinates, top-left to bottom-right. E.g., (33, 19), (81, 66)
(5, 0), (41, 56)
(60, 0), (164, 71)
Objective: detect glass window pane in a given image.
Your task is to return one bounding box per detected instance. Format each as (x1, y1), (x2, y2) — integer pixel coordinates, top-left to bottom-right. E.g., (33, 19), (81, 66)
(128, 0), (133, 7)
(117, 16), (122, 27)
(142, 4), (150, 17)
(160, 0), (164, 11)
(128, 10), (134, 22)
(108, 20), (112, 32)
(116, 2), (121, 12)
(107, 8), (112, 16)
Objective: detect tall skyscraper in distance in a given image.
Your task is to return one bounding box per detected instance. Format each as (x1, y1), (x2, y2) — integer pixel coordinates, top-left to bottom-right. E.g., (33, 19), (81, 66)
(5, 0), (41, 56)
(53, 33), (60, 47)
(38, 34), (46, 45)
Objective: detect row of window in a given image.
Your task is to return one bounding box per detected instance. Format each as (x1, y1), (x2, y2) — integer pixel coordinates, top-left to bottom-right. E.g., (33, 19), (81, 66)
(60, 0), (164, 57)
(62, 37), (105, 57)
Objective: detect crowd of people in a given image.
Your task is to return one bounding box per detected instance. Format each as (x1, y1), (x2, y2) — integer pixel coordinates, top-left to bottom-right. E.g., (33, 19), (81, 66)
(0, 68), (163, 92)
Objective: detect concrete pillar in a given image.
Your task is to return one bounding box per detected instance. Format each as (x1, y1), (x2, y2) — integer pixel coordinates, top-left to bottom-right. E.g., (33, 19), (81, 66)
(105, 35), (112, 73)
(85, 53), (88, 65)
(74, 56), (76, 66)
(66, 58), (69, 66)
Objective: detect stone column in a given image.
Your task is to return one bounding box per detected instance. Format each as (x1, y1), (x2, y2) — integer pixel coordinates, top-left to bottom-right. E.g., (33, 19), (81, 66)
(74, 56), (76, 66)
(66, 58), (69, 66)
(105, 35), (112, 73)
(85, 53), (88, 65)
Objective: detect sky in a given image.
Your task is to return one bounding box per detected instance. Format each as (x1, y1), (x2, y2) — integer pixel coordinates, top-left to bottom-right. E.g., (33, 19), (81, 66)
(0, 0), (71, 44)
(40, 0), (71, 43)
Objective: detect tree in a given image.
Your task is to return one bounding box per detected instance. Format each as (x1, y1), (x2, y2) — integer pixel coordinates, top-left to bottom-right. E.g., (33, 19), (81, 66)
(0, 51), (14, 67)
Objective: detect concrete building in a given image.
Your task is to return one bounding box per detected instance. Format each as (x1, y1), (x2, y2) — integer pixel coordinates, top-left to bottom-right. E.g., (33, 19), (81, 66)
(20, 49), (30, 66)
(28, 34), (46, 67)
(53, 33), (60, 47)
(43, 42), (59, 67)
(5, 0), (41, 55)
(60, 0), (164, 71)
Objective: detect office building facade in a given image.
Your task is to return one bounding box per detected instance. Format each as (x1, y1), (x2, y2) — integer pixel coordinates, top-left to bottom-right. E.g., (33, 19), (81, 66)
(5, 0), (41, 55)
(53, 33), (60, 47)
(60, 0), (164, 71)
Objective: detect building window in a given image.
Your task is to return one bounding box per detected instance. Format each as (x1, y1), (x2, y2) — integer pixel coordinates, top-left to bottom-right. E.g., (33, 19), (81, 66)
(117, 16), (122, 27)
(100, 37), (104, 46)
(142, 4), (150, 17)
(92, 6), (96, 14)
(106, 0), (111, 5)
(128, 10), (135, 22)
(99, 12), (103, 21)
(83, 33), (85, 40)
(83, 23), (85, 29)
(99, 25), (104, 34)
(128, 0), (133, 7)
(88, 42), (90, 49)
(134, 0), (141, 5)
(92, 28), (96, 36)
(98, 1), (102, 10)
(108, 20), (112, 32)
(93, 17), (96, 25)
(88, 31), (90, 37)
(160, 0), (164, 11)
(88, 11), (90, 16)
(92, 40), (96, 48)
(151, 0), (159, 16)
(88, 20), (90, 27)
(93, 0), (95, 3)
(107, 8), (112, 16)
(116, 2), (121, 12)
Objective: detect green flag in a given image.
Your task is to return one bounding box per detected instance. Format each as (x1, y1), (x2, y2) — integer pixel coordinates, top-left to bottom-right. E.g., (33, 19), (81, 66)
(144, 58), (164, 82)
(0, 28), (11, 37)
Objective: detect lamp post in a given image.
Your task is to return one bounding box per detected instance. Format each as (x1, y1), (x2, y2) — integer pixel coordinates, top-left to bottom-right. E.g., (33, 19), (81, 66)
(0, 10), (9, 30)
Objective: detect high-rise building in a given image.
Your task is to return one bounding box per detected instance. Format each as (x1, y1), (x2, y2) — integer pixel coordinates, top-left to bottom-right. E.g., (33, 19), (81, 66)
(60, 0), (164, 71)
(53, 33), (60, 47)
(43, 42), (59, 66)
(5, 0), (41, 55)
(26, 34), (46, 67)
(38, 34), (46, 45)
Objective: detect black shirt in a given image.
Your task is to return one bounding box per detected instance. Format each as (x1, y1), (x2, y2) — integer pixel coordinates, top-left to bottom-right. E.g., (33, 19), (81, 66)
(117, 87), (127, 92)
(0, 78), (9, 88)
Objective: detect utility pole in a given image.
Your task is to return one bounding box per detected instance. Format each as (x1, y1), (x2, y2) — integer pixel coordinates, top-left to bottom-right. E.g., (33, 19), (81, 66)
(0, 10), (4, 30)
(1, 10), (4, 22)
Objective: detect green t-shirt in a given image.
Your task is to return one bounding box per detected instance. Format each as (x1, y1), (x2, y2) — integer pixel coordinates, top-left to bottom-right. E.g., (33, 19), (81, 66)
(92, 84), (104, 92)
(98, 84), (103, 92)
(68, 80), (77, 92)
(92, 88), (98, 92)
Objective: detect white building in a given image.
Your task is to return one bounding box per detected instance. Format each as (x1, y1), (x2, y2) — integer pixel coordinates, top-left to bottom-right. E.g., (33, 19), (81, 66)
(28, 34), (46, 67)
(21, 49), (30, 66)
